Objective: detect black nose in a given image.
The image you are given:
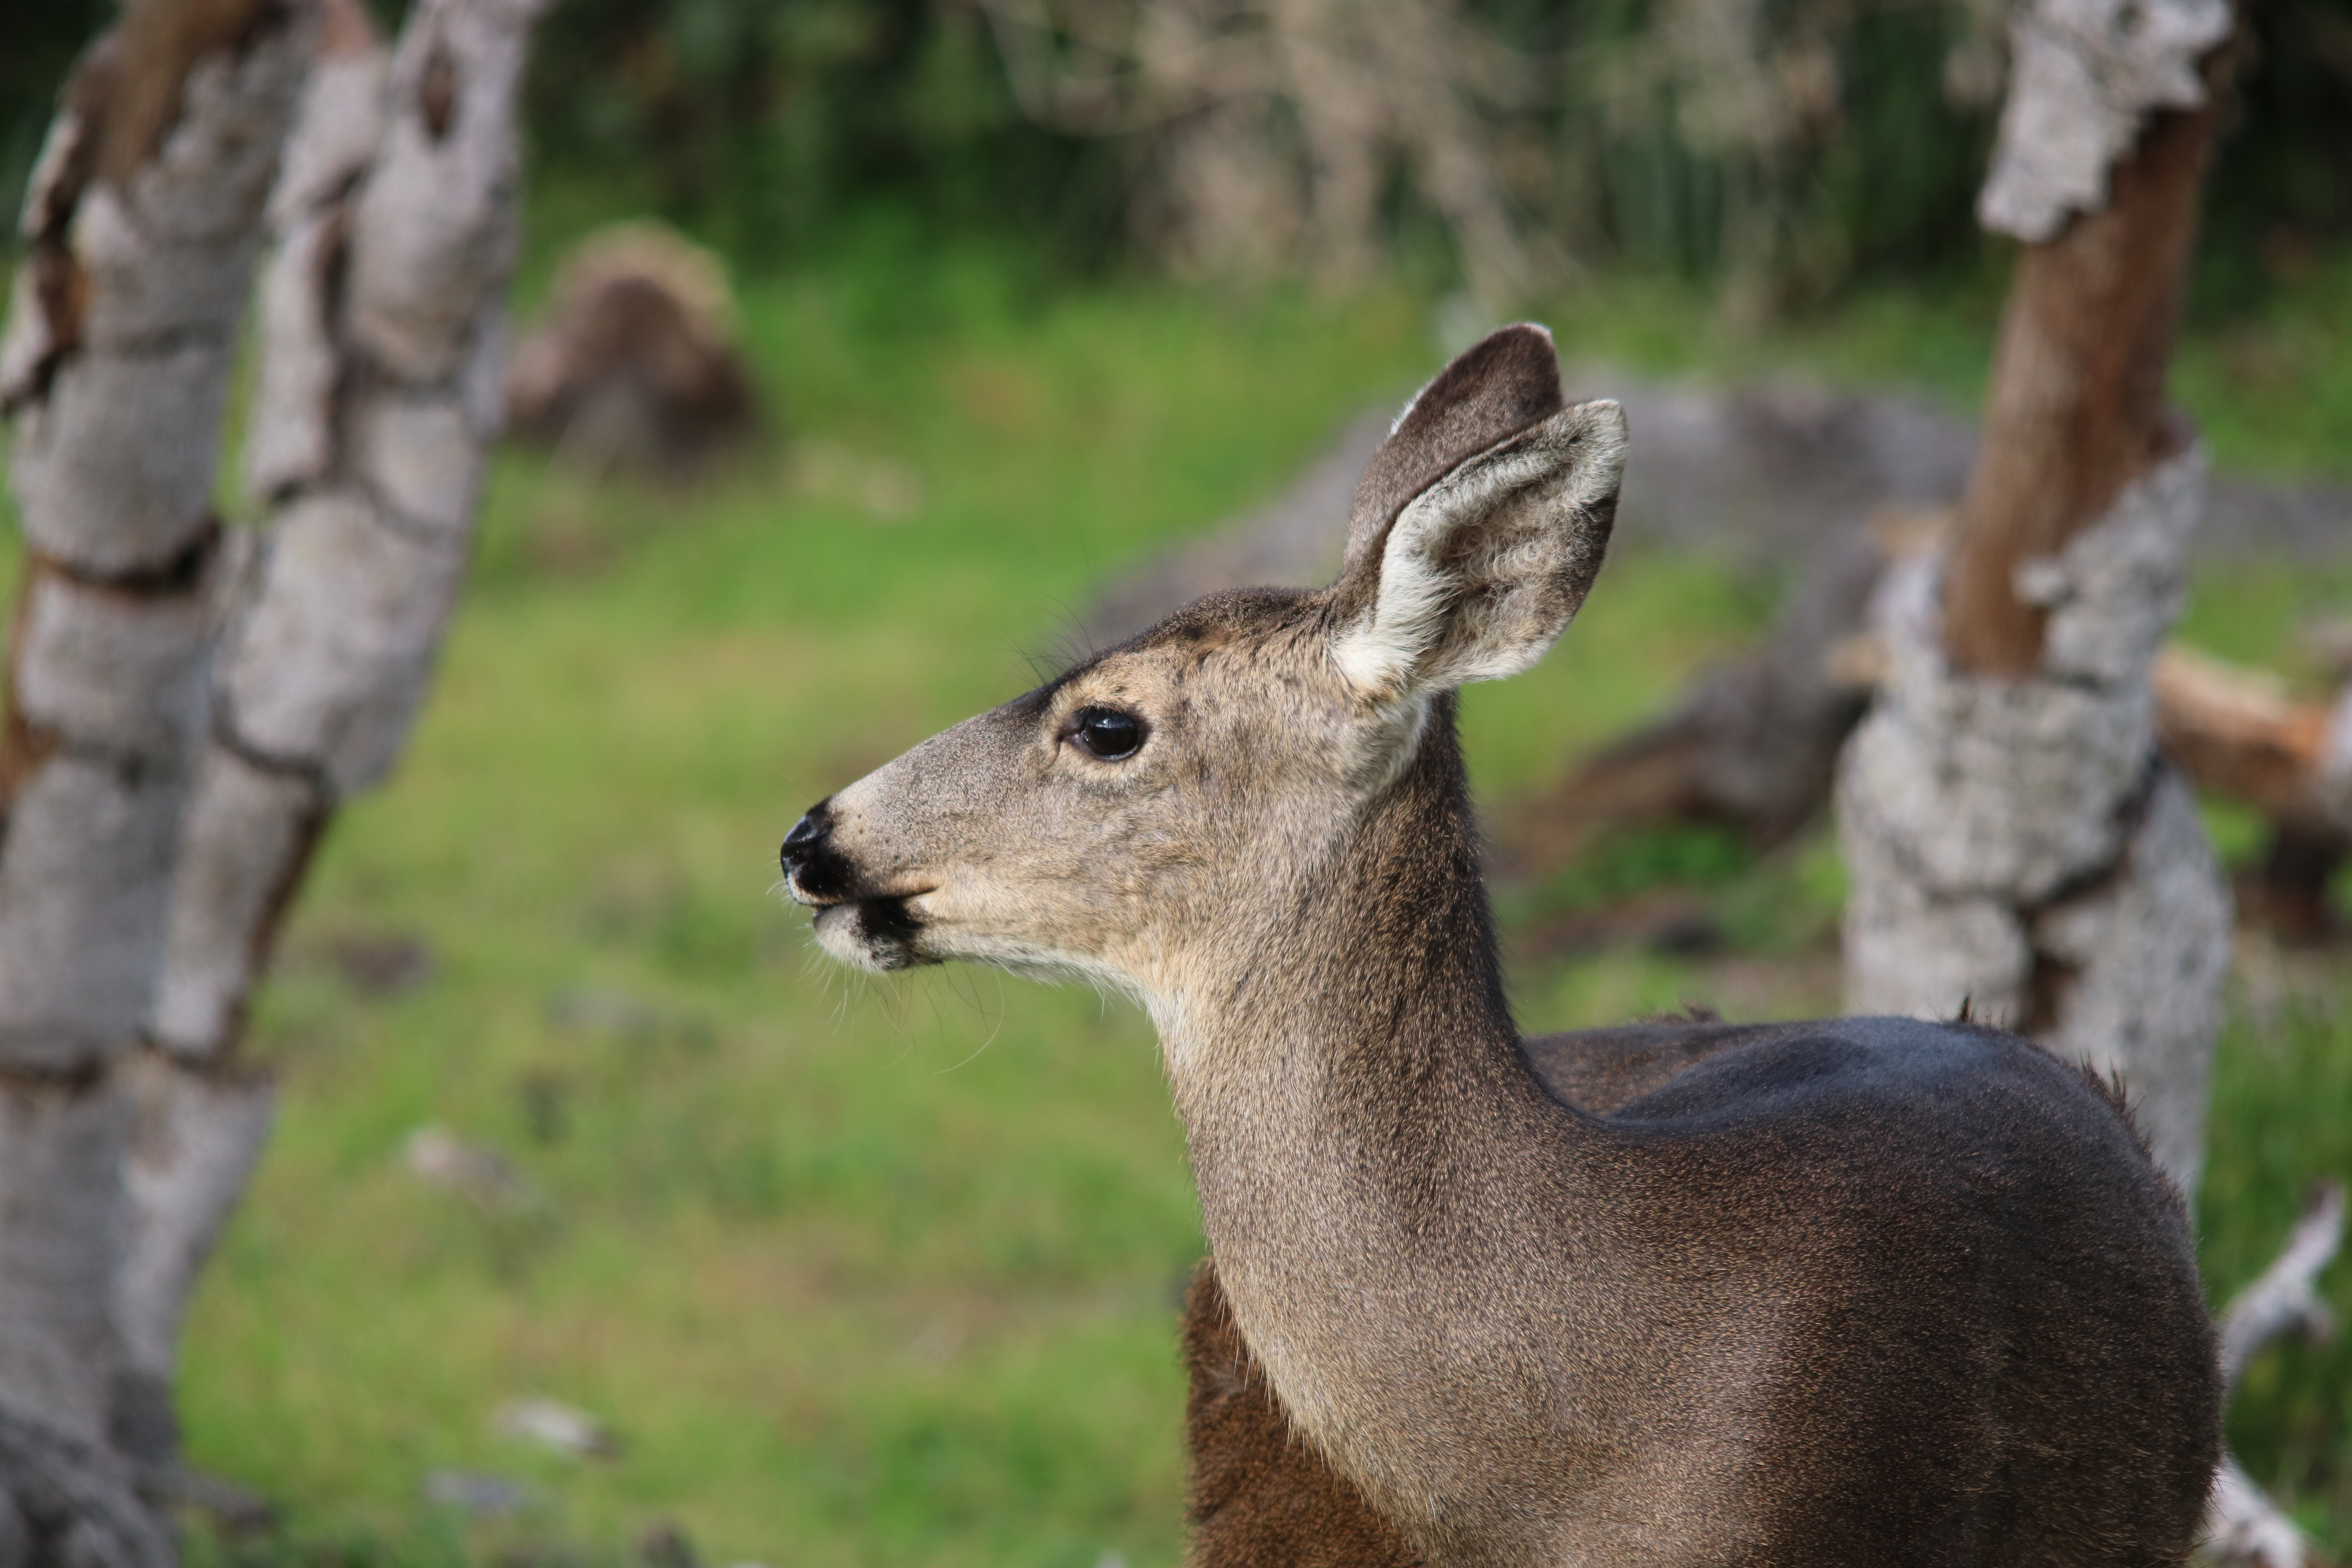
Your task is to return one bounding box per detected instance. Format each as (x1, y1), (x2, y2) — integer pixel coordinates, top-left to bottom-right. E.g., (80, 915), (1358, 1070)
(780, 800), (831, 878)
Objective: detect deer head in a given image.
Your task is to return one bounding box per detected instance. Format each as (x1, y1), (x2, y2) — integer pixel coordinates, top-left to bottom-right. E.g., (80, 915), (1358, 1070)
(778, 325), (1624, 1031)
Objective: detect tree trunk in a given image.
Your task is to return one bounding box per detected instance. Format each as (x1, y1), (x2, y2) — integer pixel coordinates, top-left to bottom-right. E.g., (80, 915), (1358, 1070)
(0, 0), (314, 1546)
(1837, 0), (2235, 1194)
(122, 0), (543, 1475)
(1826, 2), (2334, 1558)
(1839, 450), (2232, 1187)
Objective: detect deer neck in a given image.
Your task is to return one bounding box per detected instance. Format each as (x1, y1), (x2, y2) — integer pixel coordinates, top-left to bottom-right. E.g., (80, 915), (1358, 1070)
(1146, 700), (1590, 1478)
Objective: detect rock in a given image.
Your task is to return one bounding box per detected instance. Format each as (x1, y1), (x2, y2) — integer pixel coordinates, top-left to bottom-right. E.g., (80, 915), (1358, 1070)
(494, 1397), (619, 1460)
(423, 1469), (528, 1516)
(637, 1521), (698, 1568)
(505, 223), (757, 479)
(403, 1124), (530, 1210)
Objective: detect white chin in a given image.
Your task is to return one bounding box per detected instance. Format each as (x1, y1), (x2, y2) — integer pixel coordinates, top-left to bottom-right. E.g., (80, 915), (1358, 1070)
(812, 904), (893, 971)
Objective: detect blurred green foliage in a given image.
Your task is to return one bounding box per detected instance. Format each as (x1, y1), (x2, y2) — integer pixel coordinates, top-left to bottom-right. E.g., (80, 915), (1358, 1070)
(1, 0), (109, 211)
(8, 0), (2352, 309)
(2207, 996), (2352, 1539)
(517, 0), (1129, 267)
(509, 0), (2352, 304)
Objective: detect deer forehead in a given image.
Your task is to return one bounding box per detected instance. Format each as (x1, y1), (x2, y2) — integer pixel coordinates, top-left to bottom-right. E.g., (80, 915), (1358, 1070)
(1081, 626), (1334, 716)
(832, 597), (1376, 842)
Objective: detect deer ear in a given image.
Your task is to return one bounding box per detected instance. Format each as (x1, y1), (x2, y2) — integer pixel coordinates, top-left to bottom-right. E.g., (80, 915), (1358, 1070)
(1330, 397), (1626, 698)
(1343, 323), (1568, 575)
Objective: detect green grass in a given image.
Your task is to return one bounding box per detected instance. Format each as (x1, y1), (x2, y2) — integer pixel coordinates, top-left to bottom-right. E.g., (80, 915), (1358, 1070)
(3, 250), (2349, 1564)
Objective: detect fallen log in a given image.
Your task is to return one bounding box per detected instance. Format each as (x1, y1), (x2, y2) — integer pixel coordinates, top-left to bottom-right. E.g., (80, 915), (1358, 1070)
(1497, 522), (1895, 871)
(1496, 527), (2351, 944)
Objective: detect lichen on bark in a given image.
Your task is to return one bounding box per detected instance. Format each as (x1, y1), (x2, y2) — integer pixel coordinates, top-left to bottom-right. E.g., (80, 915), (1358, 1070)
(1978, 0), (2232, 241)
(1840, 442), (2230, 1189)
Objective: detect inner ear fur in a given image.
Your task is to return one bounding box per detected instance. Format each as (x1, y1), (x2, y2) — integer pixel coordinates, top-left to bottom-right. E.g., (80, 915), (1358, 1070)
(1330, 398), (1626, 699)
(1342, 324), (1568, 577)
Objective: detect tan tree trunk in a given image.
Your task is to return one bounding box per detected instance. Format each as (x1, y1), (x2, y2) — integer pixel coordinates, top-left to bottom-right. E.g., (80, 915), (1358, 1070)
(1836, 0), (2234, 1191)
(1829, 2), (2328, 1559)
(119, 0), (543, 1474)
(0, 0), (538, 1545)
(0, 0), (316, 1551)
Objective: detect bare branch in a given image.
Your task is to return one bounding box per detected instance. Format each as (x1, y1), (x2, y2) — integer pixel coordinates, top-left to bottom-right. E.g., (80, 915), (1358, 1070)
(2156, 651), (2352, 840)
(2203, 1456), (2321, 1568)
(2218, 1184), (2346, 1395)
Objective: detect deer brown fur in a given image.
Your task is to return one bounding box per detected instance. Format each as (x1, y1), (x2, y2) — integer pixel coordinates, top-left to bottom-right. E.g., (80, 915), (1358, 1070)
(1184, 1260), (1426, 1568)
(780, 326), (2221, 1566)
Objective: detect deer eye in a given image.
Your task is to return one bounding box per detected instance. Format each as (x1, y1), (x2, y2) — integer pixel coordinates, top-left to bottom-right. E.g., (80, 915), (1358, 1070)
(1070, 706), (1146, 761)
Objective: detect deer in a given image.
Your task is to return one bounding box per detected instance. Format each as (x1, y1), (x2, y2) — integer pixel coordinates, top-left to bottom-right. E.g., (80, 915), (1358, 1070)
(778, 325), (2221, 1566)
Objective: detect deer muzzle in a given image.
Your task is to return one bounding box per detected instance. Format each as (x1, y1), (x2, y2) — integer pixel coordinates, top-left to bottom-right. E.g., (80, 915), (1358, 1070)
(780, 798), (936, 971)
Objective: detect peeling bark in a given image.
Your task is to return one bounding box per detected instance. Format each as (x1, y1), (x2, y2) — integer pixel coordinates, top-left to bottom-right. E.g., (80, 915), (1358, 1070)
(113, 1055), (276, 1451)
(345, 0), (533, 390)
(1946, 41), (2232, 678)
(0, 6), (313, 1546)
(122, 0), (543, 1472)
(158, 0), (532, 1061)
(148, 750), (327, 1057)
(1842, 446), (2229, 1188)
(1840, 0), (2234, 1187)
(241, 28), (387, 505)
(1496, 541), (2346, 936)
(1979, 0), (2232, 243)
(0, 1080), (137, 1449)
(1, 0), (537, 1534)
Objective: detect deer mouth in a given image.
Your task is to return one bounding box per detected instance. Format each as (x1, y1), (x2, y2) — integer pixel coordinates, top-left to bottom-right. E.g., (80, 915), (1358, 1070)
(810, 891), (934, 972)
